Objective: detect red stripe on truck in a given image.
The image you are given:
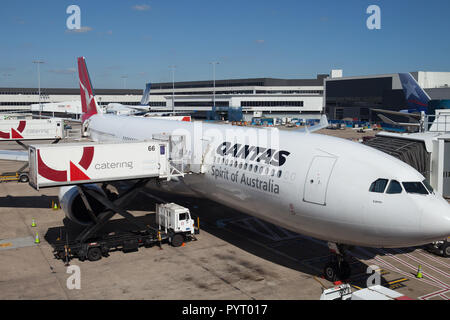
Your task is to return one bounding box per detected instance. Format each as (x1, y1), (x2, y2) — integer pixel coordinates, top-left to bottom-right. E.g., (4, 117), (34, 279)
(78, 146), (94, 170)
(37, 150), (67, 182)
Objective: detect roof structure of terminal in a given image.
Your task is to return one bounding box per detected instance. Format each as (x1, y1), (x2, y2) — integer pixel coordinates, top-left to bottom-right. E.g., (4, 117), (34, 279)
(0, 88), (143, 95)
(152, 75), (328, 90)
(0, 75), (328, 95)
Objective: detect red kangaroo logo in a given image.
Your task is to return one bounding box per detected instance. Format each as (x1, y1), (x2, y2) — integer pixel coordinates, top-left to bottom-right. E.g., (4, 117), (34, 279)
(38, 146), (94, 182)
(0, 121), (26, 139)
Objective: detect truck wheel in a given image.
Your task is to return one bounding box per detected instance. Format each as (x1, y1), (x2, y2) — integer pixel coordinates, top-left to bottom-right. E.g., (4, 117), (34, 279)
(442, 242), (450, 258)
(19, 174), (29, 183)
(324, 262), (338, 282)
(171, 234), (184, 247)
(87, 247), (102, 261)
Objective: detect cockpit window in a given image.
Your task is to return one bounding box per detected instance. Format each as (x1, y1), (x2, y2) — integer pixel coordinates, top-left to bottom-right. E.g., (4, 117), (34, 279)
(402, 182), (429, 195)
(369, 179), (389, 193)
(386, 180), (402, 194)
(423, 180), (434, 194)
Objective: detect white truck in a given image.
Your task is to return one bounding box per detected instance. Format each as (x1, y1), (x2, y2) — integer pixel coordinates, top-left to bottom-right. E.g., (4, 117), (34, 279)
(319, 284), (413, 300)
(156, 203), (196, 247)
(0, 118), (64, 141)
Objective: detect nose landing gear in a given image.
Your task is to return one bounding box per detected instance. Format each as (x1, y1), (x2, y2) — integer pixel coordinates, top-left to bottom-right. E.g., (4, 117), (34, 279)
(323, 243), (352, 282)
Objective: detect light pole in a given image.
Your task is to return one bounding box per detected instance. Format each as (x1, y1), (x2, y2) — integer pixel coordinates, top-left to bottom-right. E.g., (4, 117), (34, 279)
(209, 61), (219, 108)
(169, 65), (176, 112)
(33, 60), (45, 117)
(121, 75), (128, 89)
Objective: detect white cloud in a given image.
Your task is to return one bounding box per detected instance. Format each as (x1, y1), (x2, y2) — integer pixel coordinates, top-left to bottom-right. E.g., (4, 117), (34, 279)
(65, 26), (93, 34)
(132, 4), (151, 11)
(48, 68), (76, 75)
(255, 39), (265, 44)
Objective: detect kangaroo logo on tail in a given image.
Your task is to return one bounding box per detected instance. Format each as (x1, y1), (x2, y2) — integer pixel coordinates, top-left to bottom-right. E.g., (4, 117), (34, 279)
(77, 57), (99, 122)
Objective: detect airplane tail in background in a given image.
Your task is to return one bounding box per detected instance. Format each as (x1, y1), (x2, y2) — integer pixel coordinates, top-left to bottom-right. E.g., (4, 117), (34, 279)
(140, 83), (151, 106)
(77, 57), (99, 122)
(399, 73), (431, 113)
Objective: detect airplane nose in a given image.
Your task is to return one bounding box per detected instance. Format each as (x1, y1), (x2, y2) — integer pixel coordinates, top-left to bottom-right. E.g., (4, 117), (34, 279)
(421, 199), (450, 242)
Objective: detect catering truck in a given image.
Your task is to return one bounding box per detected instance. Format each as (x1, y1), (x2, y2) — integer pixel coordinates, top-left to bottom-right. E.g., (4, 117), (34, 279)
(27, 138), (198, 263)
(0, 118), (64, 141)
(28, 140), (174, 189)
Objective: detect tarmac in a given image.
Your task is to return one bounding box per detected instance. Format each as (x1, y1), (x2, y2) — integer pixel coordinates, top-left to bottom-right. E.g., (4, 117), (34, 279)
(0, 128), (448, 300)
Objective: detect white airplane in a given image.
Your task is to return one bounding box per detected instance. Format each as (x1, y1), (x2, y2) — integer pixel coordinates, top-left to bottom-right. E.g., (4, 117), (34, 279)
(101, 83), (152, 115)
(60, 57), (450, 281)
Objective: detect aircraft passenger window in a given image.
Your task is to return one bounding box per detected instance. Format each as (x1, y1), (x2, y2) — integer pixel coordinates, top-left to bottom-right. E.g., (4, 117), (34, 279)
(386, 180), (402, 194)
(239, 163), (243, 169)
(254, 165), (258, 173)
(229, 160), (233, 167)
(369, 179), (388, 193)
(277, 170), (282, 178)
(225, 159), (228, 165)
(402, 182), (429, 195)
(423, 180), (434, 194)
(265, 167), (269, 175)
(249, 164), (253, 171)
(271, 169), (275, 177)
(234, 161), (238, 168)
(244, 163), (248, 170)
(259, 166), (263, 174)
(222, 158), (224, 164)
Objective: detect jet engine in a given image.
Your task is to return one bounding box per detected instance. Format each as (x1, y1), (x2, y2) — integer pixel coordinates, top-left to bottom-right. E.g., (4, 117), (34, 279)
(58, 185), (106, 225)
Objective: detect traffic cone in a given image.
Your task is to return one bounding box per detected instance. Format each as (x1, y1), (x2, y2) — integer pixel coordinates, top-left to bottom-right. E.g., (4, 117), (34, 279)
(31, 219), (36, 227)
(53, 202), (59, 210)
(34, 232), (40, 244)
(416, 265), (423, 279)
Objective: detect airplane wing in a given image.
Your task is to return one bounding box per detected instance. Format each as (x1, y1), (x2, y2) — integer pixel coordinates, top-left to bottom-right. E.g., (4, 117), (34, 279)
(297, 114), (329, 133)
(372, 108), (422, 121)
(0, 150), (28, 161)
(377, 114), (420, 127)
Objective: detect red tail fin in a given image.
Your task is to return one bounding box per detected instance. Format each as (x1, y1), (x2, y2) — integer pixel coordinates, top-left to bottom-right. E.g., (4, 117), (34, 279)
(77, 57), (99, 122)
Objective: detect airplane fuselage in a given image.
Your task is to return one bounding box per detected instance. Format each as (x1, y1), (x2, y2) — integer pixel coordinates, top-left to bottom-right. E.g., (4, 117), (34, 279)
(85, 114), (450, 248)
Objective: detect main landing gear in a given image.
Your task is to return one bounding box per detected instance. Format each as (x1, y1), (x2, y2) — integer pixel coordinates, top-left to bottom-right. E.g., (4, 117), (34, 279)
(323, 243), (352, 282)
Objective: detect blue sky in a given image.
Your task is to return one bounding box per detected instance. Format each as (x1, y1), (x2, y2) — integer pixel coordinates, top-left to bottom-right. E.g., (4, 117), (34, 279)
(1, 0), (450, 88)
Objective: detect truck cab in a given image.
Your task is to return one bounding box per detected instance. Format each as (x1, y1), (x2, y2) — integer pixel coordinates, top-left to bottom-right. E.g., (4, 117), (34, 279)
(155, 203), (195, 246)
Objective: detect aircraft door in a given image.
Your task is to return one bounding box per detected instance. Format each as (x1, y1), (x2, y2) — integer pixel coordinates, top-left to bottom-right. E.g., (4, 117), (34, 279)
(303, 156), (337, 205)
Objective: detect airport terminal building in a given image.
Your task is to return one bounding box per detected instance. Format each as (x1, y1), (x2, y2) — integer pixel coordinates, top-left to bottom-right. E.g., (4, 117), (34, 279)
(0, 75), (326, 120)
(147, 77), (325, 120)
(324, 72), (450, 121)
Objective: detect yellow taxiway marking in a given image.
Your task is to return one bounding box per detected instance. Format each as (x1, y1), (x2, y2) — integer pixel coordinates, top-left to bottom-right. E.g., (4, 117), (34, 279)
(0, 242), (12, 248)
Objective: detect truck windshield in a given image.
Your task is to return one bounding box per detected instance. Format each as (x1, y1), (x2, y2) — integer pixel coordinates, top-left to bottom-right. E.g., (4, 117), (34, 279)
(402, 182), (429, 195)
(179, 213), (187, 220)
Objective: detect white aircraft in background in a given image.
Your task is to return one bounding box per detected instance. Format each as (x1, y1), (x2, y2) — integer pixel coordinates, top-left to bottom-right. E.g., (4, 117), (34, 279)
(56, 57), (450, 281)
(102, 83), (152, 115)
